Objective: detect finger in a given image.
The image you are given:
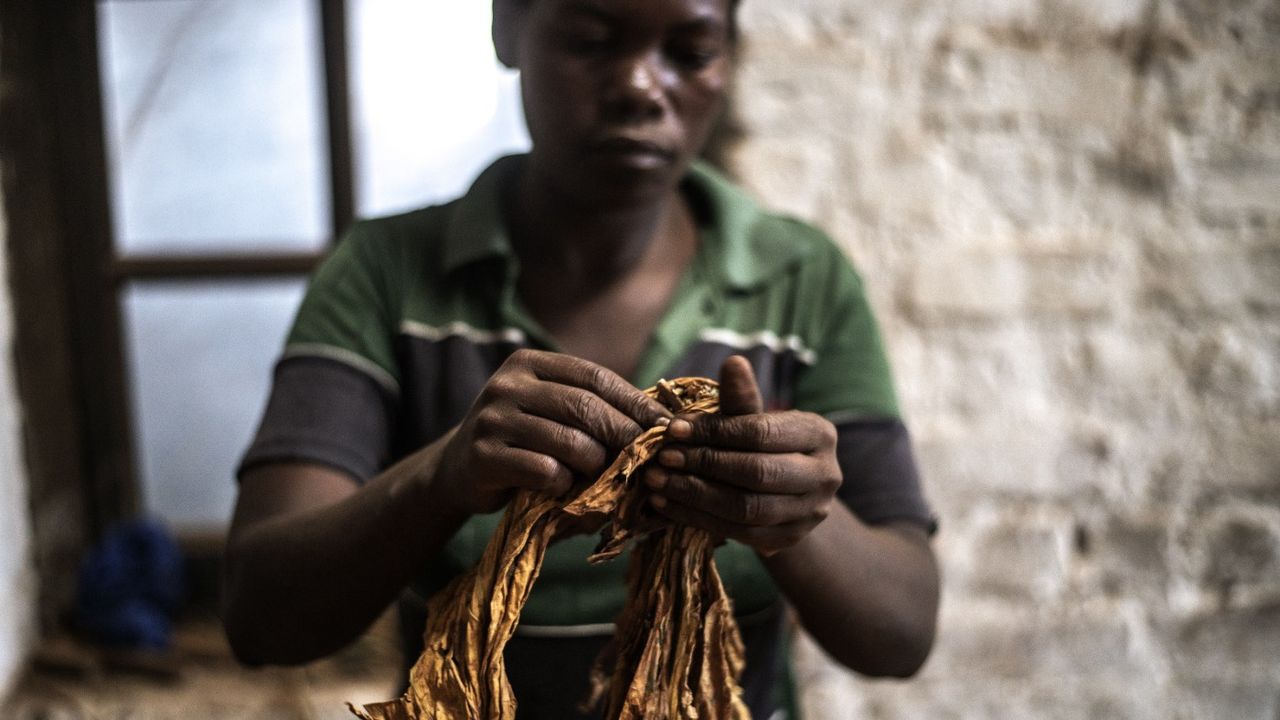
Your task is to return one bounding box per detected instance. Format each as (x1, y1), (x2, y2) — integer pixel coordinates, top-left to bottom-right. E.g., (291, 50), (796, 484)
(515, 382), (651, 451)
(474, 440), (574, 496)
(649, 493), (817, 554)
(718, 355), (763, 416)
(655, 446), (822, 494)
(526, 351), (671, 427)
(502, 413), (610, 478)
(667, 411), (833, 453)
(654, 471), (821, 526)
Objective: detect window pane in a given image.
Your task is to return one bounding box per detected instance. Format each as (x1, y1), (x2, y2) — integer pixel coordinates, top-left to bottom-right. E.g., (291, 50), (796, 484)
(99, 0), (329, 255)
(350, 0), (530, 216)
(122, 279), (305, 531)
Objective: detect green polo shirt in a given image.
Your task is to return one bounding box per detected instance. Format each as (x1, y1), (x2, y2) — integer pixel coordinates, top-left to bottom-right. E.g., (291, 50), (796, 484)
(241, 154), (931, 717)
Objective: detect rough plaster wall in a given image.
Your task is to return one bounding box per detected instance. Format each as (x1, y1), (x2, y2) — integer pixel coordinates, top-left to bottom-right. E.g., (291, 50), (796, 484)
(0, 186), (36, 696)
(732, 1), (1280, 718)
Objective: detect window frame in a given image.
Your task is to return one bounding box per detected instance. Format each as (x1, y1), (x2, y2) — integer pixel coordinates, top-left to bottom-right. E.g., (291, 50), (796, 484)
(1, 0), (356, 621)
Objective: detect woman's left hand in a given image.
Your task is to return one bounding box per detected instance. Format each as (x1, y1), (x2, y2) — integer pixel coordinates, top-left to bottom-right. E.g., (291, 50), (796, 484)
(643, 356), (842, 556)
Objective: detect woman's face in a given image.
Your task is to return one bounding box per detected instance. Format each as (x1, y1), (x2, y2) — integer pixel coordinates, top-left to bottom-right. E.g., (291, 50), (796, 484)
(500, 0), (735, 204)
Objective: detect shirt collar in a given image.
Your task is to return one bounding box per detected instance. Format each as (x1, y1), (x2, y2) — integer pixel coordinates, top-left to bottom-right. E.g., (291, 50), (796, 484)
(441, 155), (521, 274)
(441, 154), (807, 289)
(683, 160), (809, 290)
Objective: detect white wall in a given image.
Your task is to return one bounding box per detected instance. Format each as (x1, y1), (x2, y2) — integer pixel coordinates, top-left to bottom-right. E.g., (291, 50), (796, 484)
(0, 190), (37, 698)
(732, 1), (1280, 717)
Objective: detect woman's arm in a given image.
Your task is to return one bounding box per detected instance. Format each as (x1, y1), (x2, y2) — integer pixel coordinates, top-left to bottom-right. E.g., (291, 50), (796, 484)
(222, 439), (460, 666)
(644, 356), (940, 676)
(761, 512), (938, 676)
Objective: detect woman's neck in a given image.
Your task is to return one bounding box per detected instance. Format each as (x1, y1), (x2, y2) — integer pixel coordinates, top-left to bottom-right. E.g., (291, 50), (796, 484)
(503, 157), (701, 377)
(507, 158), (693, 291)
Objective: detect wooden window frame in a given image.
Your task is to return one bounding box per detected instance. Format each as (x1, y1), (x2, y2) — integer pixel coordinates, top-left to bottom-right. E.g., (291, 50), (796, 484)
(1, 0), (354, 624)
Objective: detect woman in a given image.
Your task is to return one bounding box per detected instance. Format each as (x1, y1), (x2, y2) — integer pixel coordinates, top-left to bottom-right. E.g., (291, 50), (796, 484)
(222, 0), (939, 716)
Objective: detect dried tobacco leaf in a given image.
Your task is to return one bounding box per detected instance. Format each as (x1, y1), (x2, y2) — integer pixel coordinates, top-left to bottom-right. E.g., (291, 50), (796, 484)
(352, 377), (749, 720)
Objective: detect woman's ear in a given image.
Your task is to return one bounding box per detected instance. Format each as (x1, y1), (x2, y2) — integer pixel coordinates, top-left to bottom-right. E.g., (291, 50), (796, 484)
(492, 0), (525, 69)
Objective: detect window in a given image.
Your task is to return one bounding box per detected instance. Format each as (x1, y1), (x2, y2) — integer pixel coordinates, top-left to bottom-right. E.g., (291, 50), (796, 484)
(94, 0), (528, 535)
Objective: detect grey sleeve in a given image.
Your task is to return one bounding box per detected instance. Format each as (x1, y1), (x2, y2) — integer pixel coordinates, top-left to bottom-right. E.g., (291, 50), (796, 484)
(237, 355), (397, 483)
(833, 417), (937, 534)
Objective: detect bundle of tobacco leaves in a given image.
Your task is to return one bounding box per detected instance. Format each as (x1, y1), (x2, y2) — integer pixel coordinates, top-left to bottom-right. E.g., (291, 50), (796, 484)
(351, 377), (749, 720)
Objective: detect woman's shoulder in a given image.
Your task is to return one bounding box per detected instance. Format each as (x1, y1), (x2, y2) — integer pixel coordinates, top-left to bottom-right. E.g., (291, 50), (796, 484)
(686, 160), (857, 288)
(343, 202), (456, 259)
(342, 156), (518, 278)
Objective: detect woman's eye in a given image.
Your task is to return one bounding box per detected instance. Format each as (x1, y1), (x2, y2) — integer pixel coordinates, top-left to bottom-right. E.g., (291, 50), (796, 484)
(669, 46), (720, 70)
(564, 31), (613, 55)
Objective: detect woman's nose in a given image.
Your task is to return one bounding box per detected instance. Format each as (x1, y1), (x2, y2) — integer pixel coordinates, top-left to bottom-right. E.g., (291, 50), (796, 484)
(606, 54), (666, 120)
(629, 60), (659, 95)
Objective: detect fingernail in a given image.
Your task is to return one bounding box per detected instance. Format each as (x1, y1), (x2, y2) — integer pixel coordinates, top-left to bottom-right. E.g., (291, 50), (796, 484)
(668, 418), (692, 439)
(644, 467), (667, 490)
(654, 417), (671, 427)
(650, 494), (667, 509)
(658, 448), (684, 469)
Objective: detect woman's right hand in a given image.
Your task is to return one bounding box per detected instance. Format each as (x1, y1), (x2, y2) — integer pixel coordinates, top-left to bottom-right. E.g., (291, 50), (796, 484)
(427, 349), (671, 517)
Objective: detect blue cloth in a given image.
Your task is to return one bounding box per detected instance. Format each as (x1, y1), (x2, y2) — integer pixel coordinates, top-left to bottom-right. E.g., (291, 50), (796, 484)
(74, 518), (184, 649)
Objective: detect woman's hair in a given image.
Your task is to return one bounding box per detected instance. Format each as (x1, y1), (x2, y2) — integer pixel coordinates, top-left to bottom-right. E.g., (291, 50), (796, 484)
(504, 0), (747, 39)
(503, 0), (743, 26)
(493, 0), (743, 66)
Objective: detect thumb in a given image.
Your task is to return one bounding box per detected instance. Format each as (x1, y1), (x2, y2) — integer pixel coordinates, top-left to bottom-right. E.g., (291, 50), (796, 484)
(717, 355), (764, 416)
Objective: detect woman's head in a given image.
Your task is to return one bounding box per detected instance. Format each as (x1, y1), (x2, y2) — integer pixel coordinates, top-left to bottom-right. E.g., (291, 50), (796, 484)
(494, 0), (738, 204)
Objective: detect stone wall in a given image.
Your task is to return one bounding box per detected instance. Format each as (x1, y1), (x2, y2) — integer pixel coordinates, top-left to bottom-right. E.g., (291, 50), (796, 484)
(730, 1), (1280, 717)
(0, 185), (37, 697)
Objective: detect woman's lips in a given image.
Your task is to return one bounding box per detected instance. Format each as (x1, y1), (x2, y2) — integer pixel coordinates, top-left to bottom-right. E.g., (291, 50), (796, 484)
(589, 136), (677, 169)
